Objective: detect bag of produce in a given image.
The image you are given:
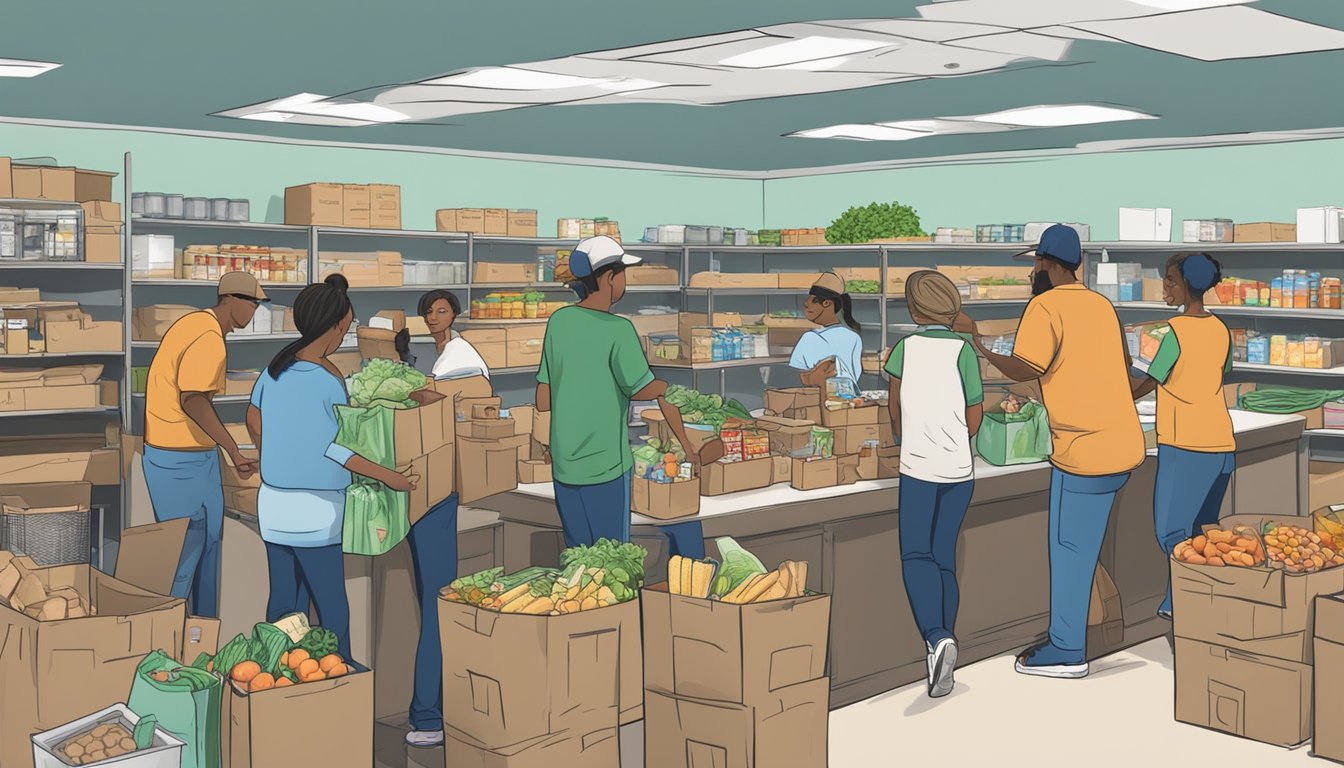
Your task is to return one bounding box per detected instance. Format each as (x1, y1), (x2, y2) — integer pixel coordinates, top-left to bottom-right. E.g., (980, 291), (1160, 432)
(342, 478), (410, 556)
(127, 650), (222, 768)
(712, 537), (767, 597)
(334, 403), (398, 469)
(976, 399), (1051, 466)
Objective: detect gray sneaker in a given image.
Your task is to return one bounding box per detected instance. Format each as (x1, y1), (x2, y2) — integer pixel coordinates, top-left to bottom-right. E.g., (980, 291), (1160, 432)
(929, 637), (958, 698)
(405, 730), (444, 748)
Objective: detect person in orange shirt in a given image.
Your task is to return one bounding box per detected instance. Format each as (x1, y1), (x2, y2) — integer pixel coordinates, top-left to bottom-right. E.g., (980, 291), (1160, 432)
(958, 225), (1145, 679)
(1131, 253), (1235, 620)
(143, 272), (263, 617)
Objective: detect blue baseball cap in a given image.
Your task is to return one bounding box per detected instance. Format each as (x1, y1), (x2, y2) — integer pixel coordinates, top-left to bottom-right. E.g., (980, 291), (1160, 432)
(570, 236), (642, 278)
(1013, 224), (1081, 268)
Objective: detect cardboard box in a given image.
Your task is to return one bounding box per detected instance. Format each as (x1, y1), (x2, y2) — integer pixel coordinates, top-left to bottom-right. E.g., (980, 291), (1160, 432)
(506, 324), (545, 368)
(460, 328), (508, 370)
(439, 596), (633, 750)
(687, 273), (780, 289)
(1171, 516), (1344, 664)
(776, 272), (823, 290)
(439, 208), (486, 234)
(4, 327), (28, 357)
(644, 679), (829, 768)
(24, 383), (101, 411)
(641, 583), (830, 705)
(518, 459), (551, 485)
(755, 415), (813, 458)
(42, 317), (123, 354)
(836, 454), (860, 486)
(877, 445), (900, 479)
(819, 403), (880, 429)
(700, 457), (773, 497)
(1119, 207), (1173, 242)
(790, 457), (838, 491)
(407, 443), (456, 525)
(0, 157), (10, 198)
(367, 184), (401, 229)
(284, 183), (344, 226)
(1309, 461), (1344, 511)
(223, 665), (374, 768)
(1296, 206), (1344, 244)
(625, 266), (680, 286)
(342, 184), (371, 228)
(1174, 638), (1311, 747)
(183, 615), (221, 662)
(0, 288), (42, 305)
(633, 476), (700, 520)
(507, 210), (539, 239)
(484, 208), (509, 236)
(473, 262), (538, 284)
(444, 725), (619, 768)
(470, 419), (517, 441)
(0, 544), (186, 768)
(849, 449), (879, 482)
(764, 388), (822, 423)
(132, 304), (196, 341)
(1314, 594), (1344, 763)
(457, 435), (528, 505)
(831, 424), (879, 456)
(11, 165), (115, 202)
(1235, 222), (1297, 243)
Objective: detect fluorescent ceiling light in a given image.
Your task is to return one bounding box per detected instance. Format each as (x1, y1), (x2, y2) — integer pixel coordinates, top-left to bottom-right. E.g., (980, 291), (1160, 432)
(972, 104), (1156, 127)
(793, 123), (933, 141)
(448, 67), (614, 90)
(776, 56), (852, 71)
(1128, 0), (1251, 9)
(719, 36), (893, 68)
(1070, 6), (1344, 61)
(592, 78), (665, 93)
(239, 112), (294, 123)
(0, 58), (61, 78)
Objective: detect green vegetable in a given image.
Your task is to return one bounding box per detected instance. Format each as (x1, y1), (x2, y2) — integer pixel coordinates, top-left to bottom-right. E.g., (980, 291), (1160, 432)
(190, 652), (211, 670)
(665, 384), (752, 432)
(712, 537), (767, 597)
(251, 622), (292, 675)
(825, 201), (925, 244)
(349, 358), (428, 408)
(492, 566), (559, 593)
(297, 627), (340, 659)
(560, 538), (647, 603)
(214, 634), (254, 676)
(845, 280), (881, 294)
(529, 573), (559, 598)
(1241, 387), (1344, 414)
(451, 567), (504, 594)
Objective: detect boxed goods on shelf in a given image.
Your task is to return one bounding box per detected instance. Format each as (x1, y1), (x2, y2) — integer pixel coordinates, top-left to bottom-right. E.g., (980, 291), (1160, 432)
(557, 217), (621, 241)
(0, 365), (111, 412)
(461, 328), (507, 369)
(474, 262), (538, 284)
(286, 182), (401, 229)
(765, 387), (822, 423)
(1, 482), (90, 568)
(781, 228), (827, 247)
(285, 182), (343, 226)
(975, 224), (1025, 243)
(81, 201), (122, 264)
(44, 315), (123, 354)
(791, 456), (838, 491)
(132, 304), (195, 341)
(30, 703), (185, 768)
(1025, 222), (1090, 242)
(1296, 206), (1343, 244)
(1119, 207), (1173, 242)
(508, 209), (538, 238)
(483, 209), (508, 236)
(935, 227), (976, 244)
(0, 156), (9, 198)
(178, 245), (308, 284)
(688, 272), (781, 289)
(1315, 594), (1344, 763)
(320, 250), (403, 287)
(625, 265), (680, 285)
(1182, 219), (1234, 243)
(439, 208), (485, 234)
(131, 234), (174, 278)
(0, 206), (83, 262)
(1235, 222), (1296, 243)
(775, 272), (823, 289)
(11, 164), (116, 203)
(506, 324), (545, 368)
(343, 183), (371, 227)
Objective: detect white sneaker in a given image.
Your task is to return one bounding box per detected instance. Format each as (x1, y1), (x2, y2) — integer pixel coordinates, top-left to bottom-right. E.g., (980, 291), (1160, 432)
(929, 638), (958, 698)
(405, 730), (444, 748)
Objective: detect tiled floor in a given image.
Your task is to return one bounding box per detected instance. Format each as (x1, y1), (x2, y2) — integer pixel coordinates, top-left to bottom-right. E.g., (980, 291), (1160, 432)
(377, 638), (1324, 767)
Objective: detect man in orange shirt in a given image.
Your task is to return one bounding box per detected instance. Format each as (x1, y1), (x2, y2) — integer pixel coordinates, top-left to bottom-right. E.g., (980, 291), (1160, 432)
(958, 225), (1145, 679)
(143, 272), (264, 617)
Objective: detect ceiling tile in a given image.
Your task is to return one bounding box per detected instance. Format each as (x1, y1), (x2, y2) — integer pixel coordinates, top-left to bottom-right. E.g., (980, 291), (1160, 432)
(1070, 6), (1344, 61)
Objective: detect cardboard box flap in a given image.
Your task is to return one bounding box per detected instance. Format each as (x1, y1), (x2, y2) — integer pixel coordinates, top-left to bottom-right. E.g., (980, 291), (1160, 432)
(114, 518), (189, 596)
(1316, 594), (1344, 646)
(88, 567), (184, 616)
(0, 481), (91, 510)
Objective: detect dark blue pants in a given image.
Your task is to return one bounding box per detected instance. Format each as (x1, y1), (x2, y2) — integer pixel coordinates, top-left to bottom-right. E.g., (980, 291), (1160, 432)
(1048, 468), (1130, 658)
(264, 541), (352, 660)
(406, 493), (459, 732)
(1154, 446), (1235, 614)
(554, 471), (705, 560)
(899, 476), (974, 646)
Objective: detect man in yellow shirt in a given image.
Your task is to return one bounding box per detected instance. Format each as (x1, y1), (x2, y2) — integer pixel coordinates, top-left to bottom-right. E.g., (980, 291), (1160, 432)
(958, 225), (1144, 679)
(143, 272), (265, 617)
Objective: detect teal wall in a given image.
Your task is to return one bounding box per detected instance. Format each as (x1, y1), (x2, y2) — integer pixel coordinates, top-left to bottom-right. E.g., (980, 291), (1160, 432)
(0, 123), (764, 234)
(763, 139), (1344, 240)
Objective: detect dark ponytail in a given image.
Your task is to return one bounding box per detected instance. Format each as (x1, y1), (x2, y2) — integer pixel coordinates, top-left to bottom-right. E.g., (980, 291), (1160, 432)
(810, 287), (862, 334)
(266, 274), (352, 379)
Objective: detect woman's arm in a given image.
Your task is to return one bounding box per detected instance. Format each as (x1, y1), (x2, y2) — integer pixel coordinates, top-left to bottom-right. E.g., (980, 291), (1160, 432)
(799, 358), (837, 388)
(887, 378), (901, 442)
(346, 454), (418, 492)
(536, 383), (551, 412)
(966, 403), (984, 438)
(245, 405), (262, 453)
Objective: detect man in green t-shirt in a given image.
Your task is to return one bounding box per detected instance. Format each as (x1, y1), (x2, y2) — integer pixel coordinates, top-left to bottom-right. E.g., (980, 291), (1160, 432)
(537, 236), (717, 559)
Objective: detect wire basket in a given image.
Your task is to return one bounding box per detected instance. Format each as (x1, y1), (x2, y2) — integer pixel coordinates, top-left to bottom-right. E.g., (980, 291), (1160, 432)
(2, 506), (91, 566)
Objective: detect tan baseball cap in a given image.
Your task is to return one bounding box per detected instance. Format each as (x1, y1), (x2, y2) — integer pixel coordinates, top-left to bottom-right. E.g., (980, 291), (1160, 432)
(218, 272), (270, 302)
(812, 272), (847, 295)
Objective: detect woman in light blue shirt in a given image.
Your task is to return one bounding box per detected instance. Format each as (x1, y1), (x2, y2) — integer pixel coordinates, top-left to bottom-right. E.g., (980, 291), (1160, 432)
(246, 275), (415, 660)
(790, 271), (864, 387)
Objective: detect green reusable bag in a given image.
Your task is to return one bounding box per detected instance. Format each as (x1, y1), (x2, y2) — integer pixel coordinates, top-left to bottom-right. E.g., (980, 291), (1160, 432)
(976, 401), (1052, 466)
(334, 404), (397, 469)
(342, 478), (410, 556)
(128, 650), (222, 768)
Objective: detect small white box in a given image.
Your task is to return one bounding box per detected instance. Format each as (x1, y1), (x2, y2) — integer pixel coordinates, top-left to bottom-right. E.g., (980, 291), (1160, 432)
(1296, 206), (1344, 243)
(130, 234), (175, 274)
(1119, 208), (1172, 242)
(32, 703), (185, 768)
(1025, 222), (1091, 243)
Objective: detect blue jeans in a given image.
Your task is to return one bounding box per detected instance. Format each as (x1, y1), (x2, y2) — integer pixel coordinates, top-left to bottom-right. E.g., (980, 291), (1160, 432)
(1047, 468), (1130, 659)
(1154, 446), (1235, 614)
(406, 493), (459, 732)
(142, 445), (224, 617)
(264, 541), (352, 660)
(554, 471), (705, 560)
(899, 476), (974, 646)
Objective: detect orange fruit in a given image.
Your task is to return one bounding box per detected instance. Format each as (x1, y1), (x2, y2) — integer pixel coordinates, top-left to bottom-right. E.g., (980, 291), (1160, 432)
(318, 654), (343, 673)
(249, 673), (275, 692)
(296, 658), (320, 678)
(274, 677), (294, 688)
(326, 663), (348, 678)
(280, 652), (289, 668)
(287, 649), (310, 670)
(301, 670), (326, 683)
(230, 661), (261, 684)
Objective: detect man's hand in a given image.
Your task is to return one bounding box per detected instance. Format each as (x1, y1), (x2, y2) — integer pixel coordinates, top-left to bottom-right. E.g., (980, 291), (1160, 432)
(231, 452), (258, 481)
(952, 312), (977, 337)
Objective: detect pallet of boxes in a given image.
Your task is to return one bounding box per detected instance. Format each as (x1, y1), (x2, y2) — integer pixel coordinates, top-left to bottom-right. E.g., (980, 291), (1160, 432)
(643, 537), (832, 768)
(438, 537), (647, 766)
(1170, 515), (1344, 748)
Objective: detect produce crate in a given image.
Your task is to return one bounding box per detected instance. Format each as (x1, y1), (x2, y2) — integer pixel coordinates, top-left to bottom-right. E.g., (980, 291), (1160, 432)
(222, 662), (373, 768)
(31, 703), (185, 768)
(2, 501), (90, 567)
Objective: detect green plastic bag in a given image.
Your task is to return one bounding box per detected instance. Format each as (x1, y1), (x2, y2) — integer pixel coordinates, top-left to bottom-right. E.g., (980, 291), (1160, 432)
(334, 404), (397, 469)
(128, 650), (221, 768)
(343, 478), (410, 555)
(976, 401), (1052, 466)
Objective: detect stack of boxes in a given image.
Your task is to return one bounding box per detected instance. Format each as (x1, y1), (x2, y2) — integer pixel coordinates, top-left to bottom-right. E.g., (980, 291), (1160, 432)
(641, 578), (832, 768)
(284, 182), (402, 229)
(319, 250), (404, 287)
(0, 288), (123, 355)
(444, 381), (529, 505)
(80, 201), (122, 264)
(436, 208), (539, 237)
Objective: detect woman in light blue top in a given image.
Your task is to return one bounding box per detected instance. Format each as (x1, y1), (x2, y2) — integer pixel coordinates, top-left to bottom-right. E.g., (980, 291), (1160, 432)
(790, 271), (864, 387)
(246, 274), (416, 660)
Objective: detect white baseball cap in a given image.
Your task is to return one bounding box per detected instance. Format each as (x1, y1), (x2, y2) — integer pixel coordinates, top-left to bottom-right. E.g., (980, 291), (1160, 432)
(571, 236), (642, 278)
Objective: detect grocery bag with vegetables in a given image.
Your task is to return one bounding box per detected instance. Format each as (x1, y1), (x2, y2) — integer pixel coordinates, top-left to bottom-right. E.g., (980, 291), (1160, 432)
(342, 477), (411, 555)
(127, 650), (222, 768)
(441, 538), (647, 615)
(976, 396), (1050, 466)
(668, 539), (810, 604)
(209, 619), (354, 694)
